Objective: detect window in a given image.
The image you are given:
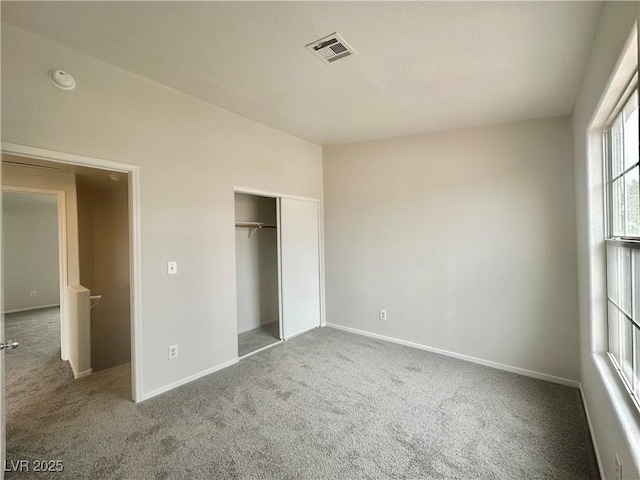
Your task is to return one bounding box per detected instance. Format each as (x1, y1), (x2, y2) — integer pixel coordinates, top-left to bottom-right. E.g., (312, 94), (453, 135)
(605, 79), (639, 409)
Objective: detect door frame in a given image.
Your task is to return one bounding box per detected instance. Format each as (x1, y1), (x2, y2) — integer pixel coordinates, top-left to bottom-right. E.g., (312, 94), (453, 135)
(1, 142), (144, 403)
(2, 186), (69, 361)
(233, 186), (324, 344)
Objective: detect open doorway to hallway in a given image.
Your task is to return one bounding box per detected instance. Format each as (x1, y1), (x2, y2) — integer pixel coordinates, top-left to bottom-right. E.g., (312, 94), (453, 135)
(2, 153), (135, 468)
(2, 191), (66, 418)
(76, 169), (132, 374)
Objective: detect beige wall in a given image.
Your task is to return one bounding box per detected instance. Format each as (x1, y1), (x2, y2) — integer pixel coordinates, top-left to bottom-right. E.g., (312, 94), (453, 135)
(2, 161), (80, 287)
(1, 24), (323, 396)
(3, 192), (59, 312)
(324, 116), (579, 381)
(571, 2), (640, 478)
(235, 193), (277, 225)
(235, 193), (278, 334)
(1, 161), (81, 362)
(77, 179), (131, 371)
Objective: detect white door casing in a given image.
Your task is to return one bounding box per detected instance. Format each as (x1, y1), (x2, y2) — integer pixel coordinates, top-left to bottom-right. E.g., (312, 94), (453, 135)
(1, 180), (5, 480)
(1, 142), (143, 406)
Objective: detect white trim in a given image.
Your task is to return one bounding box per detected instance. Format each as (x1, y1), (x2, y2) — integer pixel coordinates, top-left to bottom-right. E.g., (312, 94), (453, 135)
(1, 142), (143, 403)
(579, 384), (605, 480)
(68, 357), (92, 379)
(316, 201), (325, 328)
(57, 190), (68, 361)
(579, 22), (640, 476)
(128, 168), (143, 403)
(239, 340), (283, 359)
(4, 304), (60, 314)
(73, 369), (93, 379)
(588, 21), (638, 131)
(142, 358), (239, 401)
(2, 185), (69, 361)
(593, 353), (640, 472)
(2, 143), (135, 173)
(277, 197), (284, 341)
(326, 323), (580, 388)
(318, 204), (326, 328)
(234, 185), (320, 203)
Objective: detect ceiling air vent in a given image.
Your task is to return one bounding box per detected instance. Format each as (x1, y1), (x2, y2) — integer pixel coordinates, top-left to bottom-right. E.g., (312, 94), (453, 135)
(306, 33), (356, 64)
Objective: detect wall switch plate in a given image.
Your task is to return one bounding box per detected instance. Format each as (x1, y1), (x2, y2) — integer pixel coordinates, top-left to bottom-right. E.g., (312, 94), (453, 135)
(615, 455), (622, 480)
(379, 309), (387, 321)
(168, 345), (178, 360)
(29, 291), (37, 297)
(167, 261), (178, 275)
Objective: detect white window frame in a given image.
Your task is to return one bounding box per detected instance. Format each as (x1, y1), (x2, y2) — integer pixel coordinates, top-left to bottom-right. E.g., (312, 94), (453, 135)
(603, 74), (640, 411)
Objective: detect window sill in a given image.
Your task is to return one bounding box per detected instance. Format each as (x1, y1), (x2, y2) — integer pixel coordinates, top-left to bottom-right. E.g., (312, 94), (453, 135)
(591, 352), (640, 472)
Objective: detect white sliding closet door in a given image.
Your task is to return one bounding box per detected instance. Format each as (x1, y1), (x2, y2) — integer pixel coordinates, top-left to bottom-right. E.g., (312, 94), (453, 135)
(280, 198), (321, 339)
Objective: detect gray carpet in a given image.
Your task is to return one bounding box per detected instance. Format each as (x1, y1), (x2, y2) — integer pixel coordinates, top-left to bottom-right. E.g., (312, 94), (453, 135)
(4, 307), (75, 414)
(4, 322), (598, 479)
(238, 322), (280, 357)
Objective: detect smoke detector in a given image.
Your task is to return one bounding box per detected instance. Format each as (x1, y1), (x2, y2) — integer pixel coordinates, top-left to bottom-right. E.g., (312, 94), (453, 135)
(48, 69), (76, 90)
(306, 33), (356, 64)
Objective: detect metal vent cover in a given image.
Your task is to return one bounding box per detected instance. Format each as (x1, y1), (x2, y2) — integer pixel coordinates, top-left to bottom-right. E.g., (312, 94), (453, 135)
(306, 33), (356, 64)
(3, 160), (60, 171)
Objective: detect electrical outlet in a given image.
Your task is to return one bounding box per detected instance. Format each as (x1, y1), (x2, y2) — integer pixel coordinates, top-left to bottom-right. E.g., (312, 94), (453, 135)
(29, 291), (37, 297)
(168, 345), (178, 360)
(167, 261), (178, 275)
(615, 455), (622, 480)
(379, 309), (387, 321)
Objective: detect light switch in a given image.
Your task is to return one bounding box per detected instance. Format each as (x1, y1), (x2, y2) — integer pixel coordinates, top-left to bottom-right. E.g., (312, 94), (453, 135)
(168, 261), (178, 275)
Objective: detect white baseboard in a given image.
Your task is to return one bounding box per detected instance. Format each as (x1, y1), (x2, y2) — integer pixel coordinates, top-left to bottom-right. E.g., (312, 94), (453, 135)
(239, 339), (283, 359)
(326, 323), (580, 388)
(5, 304), (60, 314)
(74, 368), (93, 379)
(579, 384), (605, 480)
(68, 358), (92, 379)
(142, 358), (239, 401)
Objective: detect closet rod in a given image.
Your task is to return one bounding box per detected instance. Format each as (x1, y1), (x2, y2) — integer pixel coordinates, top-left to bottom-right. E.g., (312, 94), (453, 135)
(235, 222), (277, 229)
(235, 221), (277, 239)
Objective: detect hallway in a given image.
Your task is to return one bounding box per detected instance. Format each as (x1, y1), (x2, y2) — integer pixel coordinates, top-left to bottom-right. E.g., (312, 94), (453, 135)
(5, 307), (72, 414)
(4, 307), (131, 478)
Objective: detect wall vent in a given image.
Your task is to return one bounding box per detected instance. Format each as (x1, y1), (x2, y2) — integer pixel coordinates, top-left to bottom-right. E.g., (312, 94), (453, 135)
(306, 33), (356, 64)
(3, 160), (60, 171)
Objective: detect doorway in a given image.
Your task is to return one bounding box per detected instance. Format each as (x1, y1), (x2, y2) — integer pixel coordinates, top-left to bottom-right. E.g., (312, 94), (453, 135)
(3, 154), (133, 375)
(76, 171), (132, 374)
(2, 190), (67, 417)
(2, 155), (134, 388)
(235, 193), (281, 357)
(1, 146), (143, 402)
(234, 188), (322, 359)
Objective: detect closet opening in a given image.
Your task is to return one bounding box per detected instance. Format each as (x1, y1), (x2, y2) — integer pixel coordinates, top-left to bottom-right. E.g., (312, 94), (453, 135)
(235, 192), (281, 357)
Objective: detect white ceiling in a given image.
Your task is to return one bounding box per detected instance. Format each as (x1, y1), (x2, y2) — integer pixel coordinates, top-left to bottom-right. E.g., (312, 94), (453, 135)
(1, 2), (601, 145)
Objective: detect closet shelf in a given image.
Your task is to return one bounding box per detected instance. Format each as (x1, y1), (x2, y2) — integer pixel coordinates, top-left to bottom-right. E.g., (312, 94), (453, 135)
(235, 221), (277, 239)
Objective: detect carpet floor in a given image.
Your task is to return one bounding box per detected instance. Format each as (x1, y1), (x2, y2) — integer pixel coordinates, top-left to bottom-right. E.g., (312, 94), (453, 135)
(238, 322), (280, 357)
(5, 307), (75, 415)
(4, 319), (598, 479)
